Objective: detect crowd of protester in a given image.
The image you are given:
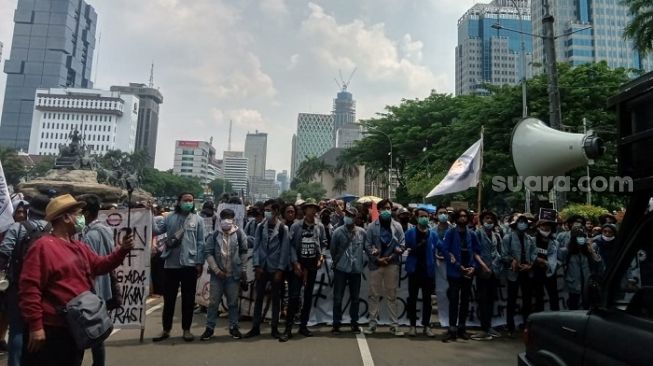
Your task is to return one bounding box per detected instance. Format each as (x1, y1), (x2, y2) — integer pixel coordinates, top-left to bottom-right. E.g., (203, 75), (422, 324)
(0, 191), (620, 365)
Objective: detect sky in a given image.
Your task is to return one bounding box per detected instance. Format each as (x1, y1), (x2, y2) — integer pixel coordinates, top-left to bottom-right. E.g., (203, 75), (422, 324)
(0, 0), (482, 174)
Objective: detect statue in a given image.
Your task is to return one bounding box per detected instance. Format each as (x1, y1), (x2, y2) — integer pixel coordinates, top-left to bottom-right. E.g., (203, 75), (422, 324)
(53, 129), (98, 170)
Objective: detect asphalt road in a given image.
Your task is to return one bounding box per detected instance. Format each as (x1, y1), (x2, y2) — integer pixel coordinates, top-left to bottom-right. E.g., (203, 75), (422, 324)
(71, 296), (524, 366)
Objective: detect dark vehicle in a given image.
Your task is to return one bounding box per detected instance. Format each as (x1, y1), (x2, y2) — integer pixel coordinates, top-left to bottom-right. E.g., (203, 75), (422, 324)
(518, 72), (653, 366)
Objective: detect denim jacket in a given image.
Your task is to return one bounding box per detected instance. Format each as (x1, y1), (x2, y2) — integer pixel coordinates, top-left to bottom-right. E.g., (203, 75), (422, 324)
(155, 212), (205, 267)
(205, 227), (248, 280)
(558, 244), (605, 294)
(441, 228), (480, 278)
(288, 219), (328, 264)
(253, 219), (291, 273)
(82, 221), (115, 301)
(530, 235), (559, 278)
(365, 219), (405, 271)
(501, 231), (536, 282)
(330, 225), (366, 274)
(475, 228), (502, 274)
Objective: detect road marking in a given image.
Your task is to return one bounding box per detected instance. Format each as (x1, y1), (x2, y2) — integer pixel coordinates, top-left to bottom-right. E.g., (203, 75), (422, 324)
(108, 292), (178, 338)
(356, 332), (375, 366)
(146, 303), (163, 315)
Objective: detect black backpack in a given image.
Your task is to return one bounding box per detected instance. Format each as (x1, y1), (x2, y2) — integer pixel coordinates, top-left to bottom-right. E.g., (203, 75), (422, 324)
(7, 221), (51, 286)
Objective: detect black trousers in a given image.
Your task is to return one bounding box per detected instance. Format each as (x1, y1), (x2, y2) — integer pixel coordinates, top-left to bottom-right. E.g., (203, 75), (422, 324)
(476, 274), (497, 332)
(507, 272), (532, 332)
(286, 266), (318, 329)
(567, 292), (586, 310)
(332, 270), (362, 326)
(407, 274), (434, 327)
(447, 276), (473, 332)
(533, 272), (560, 312)
(150, 254), (166, 295)
(22, 326), (83, 366)
(252, 271), (283, 329)
(162, 267), (198, 331)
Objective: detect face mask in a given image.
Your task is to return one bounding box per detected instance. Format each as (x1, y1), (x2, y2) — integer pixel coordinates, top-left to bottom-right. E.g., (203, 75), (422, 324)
(438, 214), (448, 223)
(264, 211), (273, 220)
(73, 214), (86, 233)
(602, 235), (615, 242)
(380, 210), (392, 220)
(483, 223), (494, 230)
(180, 202), (194, 212)
(418, 217), (429, 227)
(517, 222), (529, 231)
(573, 223), (582, 229)
(538, 229), (551, 237)
(576, 237), (587, 245)
(220, 219), (233, 231)
(344, 216), (354, 226)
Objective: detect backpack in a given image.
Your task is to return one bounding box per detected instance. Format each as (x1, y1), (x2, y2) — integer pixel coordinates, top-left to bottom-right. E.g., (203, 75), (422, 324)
(212, 228), (246, 253)
(7, 221), (50, 286)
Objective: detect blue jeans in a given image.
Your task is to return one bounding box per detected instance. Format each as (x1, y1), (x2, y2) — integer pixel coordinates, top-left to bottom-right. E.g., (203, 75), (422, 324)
(332, 270), (362, 326)
(206, 275), (240, 330)
(7, 288), (23, 366)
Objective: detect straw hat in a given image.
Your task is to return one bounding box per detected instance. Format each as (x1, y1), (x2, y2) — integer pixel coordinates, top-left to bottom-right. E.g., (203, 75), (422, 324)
(45, 194), (86, 221)
(301, 198), (320, 209)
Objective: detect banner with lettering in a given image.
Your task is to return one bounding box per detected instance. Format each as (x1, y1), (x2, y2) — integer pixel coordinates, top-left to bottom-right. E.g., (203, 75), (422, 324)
(98, 208), (152, 329)
(0, 160), (14, 233)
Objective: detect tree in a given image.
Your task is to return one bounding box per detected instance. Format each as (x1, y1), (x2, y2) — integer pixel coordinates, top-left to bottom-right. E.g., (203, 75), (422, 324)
(27, 155), (54, 179)
(208, 178), (233, 199)
(623, 0), (653, 57)
(0, 147), (27, 186)
(332, 177), (347, 195)
(279, 189), (300, 203)
(295, 182), (327, 200)
(141, 167), (203, 198)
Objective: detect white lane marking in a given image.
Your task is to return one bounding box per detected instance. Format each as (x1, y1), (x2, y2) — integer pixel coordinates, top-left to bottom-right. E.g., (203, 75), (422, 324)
(146, 303), (163, 315)
(356, 332), (375, 366)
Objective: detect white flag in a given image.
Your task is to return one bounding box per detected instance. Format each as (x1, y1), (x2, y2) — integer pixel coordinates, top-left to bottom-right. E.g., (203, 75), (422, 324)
(426, 138), (482, 198)
(0, 160), (14, 232)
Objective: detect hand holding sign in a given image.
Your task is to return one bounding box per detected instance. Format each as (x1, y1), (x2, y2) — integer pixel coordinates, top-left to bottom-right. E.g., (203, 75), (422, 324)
(120, 233), (135, 251)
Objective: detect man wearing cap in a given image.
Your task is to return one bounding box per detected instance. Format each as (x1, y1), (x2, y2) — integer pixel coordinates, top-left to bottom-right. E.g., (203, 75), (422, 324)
(0, 194), (50, 366)
(501, 214), (536, 336)
(330, 207), (366, 335)
(19, 194), (134, 366)
(397, 207), (413, 233)
(531, 218), (560, 313)
(281, 198), (328, 342)
(364, 199), (406, 337)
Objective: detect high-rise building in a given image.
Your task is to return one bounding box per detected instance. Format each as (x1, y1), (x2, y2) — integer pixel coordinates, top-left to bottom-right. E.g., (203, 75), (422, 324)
(1, 0), (97, 150)
(243, 131), (267, 178)
(531, 0), (653, 70)
(265, 169), (276, 180)
(277, 170), (289, 192)
(335, 123), (362, 148)
(223, 151), (249, 194)
(0, 41), (3, 65)
(110, 83), (164, 166)
(172, 140), (221, 185)
(455, 0), (533, 95)
(292, 113), (334, 178)
(332, 87), (356, 144)
(28, 88), (139, 156)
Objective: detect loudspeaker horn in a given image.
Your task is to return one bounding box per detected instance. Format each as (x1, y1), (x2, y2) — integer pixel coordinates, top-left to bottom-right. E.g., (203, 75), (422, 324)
(511, 117), (604, 178)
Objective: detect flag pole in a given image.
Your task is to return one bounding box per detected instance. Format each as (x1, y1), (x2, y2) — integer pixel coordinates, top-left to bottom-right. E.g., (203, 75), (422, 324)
(476, 126), (484, 215)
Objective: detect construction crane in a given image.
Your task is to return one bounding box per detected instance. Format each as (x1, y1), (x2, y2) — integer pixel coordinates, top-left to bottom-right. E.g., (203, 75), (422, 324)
(333, 67), (357, 91)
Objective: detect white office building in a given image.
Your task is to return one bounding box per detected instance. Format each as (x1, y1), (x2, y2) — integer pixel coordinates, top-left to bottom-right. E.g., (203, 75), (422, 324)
(172, 140), (222, 185)
(291, 113), (334, 178)
(244, 131), (267, 178)
(28, 88), (138, 155)
(223, 151), (249, 194)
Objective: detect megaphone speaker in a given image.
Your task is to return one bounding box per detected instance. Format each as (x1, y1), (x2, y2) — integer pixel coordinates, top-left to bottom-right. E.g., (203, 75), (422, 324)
(511, 117), (604, 178)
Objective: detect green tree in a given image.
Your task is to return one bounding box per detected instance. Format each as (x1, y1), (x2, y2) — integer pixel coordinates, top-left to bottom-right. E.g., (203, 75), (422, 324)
(332, 177), (347, 195)
(295, 182), (327, 200)
(141, 167), (203, 198)
(623, 0), (653, 56)
(279, 189), (300, 203)
(27, 155), (55, 179)
(208, 178), (233, 198)
(0, 147), (27, 186)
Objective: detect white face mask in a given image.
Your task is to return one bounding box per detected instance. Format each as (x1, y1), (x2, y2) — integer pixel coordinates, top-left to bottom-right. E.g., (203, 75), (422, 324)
(538, 229), (551, 237)
(602, 235), (615, 242)
(220, 219), (234, 231)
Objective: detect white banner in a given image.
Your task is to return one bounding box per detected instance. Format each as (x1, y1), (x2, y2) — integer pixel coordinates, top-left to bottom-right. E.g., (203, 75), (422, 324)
(98, 208), (152, 329)
(426, 138), (482, 198)
(0, 160), (14, 232)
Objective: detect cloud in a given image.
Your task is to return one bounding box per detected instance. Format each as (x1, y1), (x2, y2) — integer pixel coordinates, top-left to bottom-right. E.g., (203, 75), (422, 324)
(287, 54), (300, 70)
(259, 0), (289, 16)
(300, 2), (443, 93)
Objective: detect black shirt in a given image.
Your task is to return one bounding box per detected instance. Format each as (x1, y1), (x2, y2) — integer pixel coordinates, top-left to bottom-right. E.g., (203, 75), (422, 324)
(459, 230), (470, 266)
(415, 229), (428, 276)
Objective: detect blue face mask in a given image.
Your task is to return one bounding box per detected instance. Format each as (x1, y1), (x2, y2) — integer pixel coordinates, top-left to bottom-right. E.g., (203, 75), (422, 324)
(380, 210), (392, 220)
(576, 237), (587, 245)
(517, 222), (529, 231)
(483, 223), (494, 230)
(438, 214), (449, 223)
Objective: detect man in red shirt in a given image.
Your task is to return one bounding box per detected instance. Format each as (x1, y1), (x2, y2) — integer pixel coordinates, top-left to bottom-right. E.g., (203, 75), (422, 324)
(19, 194), (134, 366)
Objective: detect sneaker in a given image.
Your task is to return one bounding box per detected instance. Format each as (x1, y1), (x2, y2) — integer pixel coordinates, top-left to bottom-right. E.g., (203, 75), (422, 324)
(408, 326), (417, 337)
(332, 326), (342, 335)
(423, 327), (436, 338)
(278, 332), (290, 343)
(488, 328), (502, 338)
(471, 331), (493, 341)
(244, 328), (260, 339)
(390, 326), (405, 337)
(183, 330), (195, 342)
(271, 328), (281, 339)
(458, 331), (472, 341)
(351, 324), (361, 333)
(299, 327), (313, 337)
(442, 332), (457, 343)
(200, 328), (214, 341)
(153, 331), (170, 342)
(364, 323), (377, 335)
(229, 328), (243, 339)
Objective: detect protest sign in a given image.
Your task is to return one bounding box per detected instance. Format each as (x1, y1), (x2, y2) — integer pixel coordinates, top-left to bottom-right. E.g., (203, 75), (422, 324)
(0, 160), (14, 232)
(98, 208), (152, 330)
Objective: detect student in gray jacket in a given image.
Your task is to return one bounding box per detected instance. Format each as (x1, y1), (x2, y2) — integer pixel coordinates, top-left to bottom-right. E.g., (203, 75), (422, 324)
(245, 200), (297, 339)
(364, 199), (406, 337)
(559, 229), (604, 310)
(501, 214), (536, 335)
(200, 208), (248, 341)
(281, 199), (327, 342)
(531, 219), (561, 312)
(330, 208), (366, 335)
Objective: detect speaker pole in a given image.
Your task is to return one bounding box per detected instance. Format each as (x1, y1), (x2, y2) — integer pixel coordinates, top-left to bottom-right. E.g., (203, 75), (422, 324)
(476, 127), (484, 214)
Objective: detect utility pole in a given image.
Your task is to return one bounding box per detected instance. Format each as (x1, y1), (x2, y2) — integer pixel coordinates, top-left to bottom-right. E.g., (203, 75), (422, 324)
(227, 120), (232, 151)
(542, 0), (562, 130)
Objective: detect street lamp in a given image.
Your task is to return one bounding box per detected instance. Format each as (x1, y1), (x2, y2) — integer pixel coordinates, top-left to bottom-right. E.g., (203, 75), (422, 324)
(362, 130), (393, 199)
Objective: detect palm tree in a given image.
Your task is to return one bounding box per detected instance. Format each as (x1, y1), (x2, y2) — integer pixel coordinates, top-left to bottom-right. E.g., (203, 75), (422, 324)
(296, 156), (321, 182)
(333, 177), (347, 195)
(336, 154), (359, 179)
(623, 0), (653, 56)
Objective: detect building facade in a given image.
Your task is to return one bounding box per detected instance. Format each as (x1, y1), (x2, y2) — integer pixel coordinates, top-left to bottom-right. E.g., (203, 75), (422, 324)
(223, 151), (248, 194)
(531, 0), (653, 70)
(243, 131), (267, 178)
(172, 140), (221, 185)
(277, 170), (289, 192)
(110, 83), (163, 166)
(292, 113), (334, 178)
(1, 0), (97, 150)
(455, 0), (533, 95)
(335, 123), (362, 148)
(332, 89), (356, 144)
(28, 88), (138, 156)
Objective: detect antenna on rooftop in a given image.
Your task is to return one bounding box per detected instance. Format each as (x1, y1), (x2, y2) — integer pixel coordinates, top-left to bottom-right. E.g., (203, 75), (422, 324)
(149, 63), (155, 88)
(228, 120), (233, 151)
